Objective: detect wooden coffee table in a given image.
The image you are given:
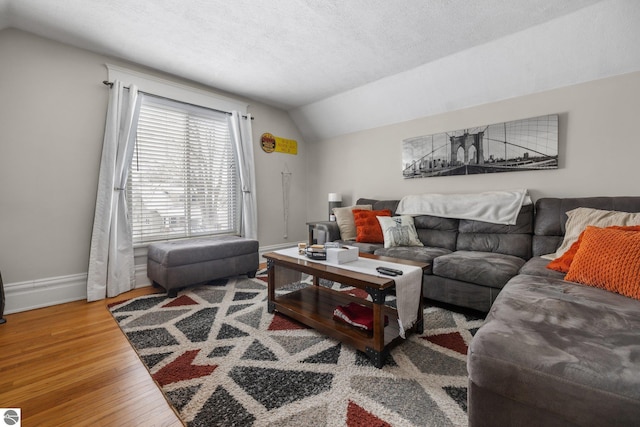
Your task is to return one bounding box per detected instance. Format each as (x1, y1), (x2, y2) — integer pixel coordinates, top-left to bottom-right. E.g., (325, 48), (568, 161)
(263, 251), (428, 368)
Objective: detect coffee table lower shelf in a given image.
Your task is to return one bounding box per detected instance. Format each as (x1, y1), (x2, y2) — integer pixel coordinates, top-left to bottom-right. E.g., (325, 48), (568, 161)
(268, 285), (407, 368)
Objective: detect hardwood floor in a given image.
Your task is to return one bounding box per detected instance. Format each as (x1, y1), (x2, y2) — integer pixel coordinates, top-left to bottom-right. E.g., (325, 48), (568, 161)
(0, 286), (183, 427)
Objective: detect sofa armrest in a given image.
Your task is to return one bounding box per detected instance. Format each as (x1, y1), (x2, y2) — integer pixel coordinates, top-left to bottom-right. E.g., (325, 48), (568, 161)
(308, 221), (341, 244)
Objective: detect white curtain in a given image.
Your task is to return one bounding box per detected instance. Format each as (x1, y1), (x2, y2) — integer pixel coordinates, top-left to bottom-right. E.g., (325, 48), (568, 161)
(87, 81), (141, 301)
(228, 112), (258, 240)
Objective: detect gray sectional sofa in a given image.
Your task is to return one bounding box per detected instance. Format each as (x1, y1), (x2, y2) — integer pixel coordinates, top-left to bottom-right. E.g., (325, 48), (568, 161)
(315, 195), (640, 425)
(468, 196), (640, 426)
(316, 197), (534, 313)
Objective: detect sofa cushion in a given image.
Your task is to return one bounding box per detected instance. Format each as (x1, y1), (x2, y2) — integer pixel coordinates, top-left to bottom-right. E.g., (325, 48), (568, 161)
(374, 246), (452, 274)
(519, 257), (566, 279)
(532, 234), (563, 259)
(353, 209), (391, 243)
(456, 232), (532, 260)
(357, 198), (400, 215)
(468, 274), (640, 426)
(565, 226), (640, 300)
(545, 207), (640, 260)
(433, 251), (525, 288)
(332, 204), (372, 240)
(534, 197), (640, 237)
(458, 203), (533, 234)
(456, 204), (533, 260)
(532, 197), (640, 257)
(377, 215), (423, 248)
(414, 215), (459, 251)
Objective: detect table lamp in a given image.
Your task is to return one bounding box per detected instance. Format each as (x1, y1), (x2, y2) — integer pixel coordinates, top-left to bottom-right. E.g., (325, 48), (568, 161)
(328, 193), (342, 221)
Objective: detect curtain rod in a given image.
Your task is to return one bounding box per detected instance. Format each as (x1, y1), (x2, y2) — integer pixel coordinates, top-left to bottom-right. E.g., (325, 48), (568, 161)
(102, 80), (253, 120)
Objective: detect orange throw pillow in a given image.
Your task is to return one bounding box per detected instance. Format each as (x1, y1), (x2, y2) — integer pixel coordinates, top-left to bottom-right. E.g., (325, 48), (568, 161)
(565, 226), (640, 300)
(547, 225), (640, 273)
(353, 209), (392, 243)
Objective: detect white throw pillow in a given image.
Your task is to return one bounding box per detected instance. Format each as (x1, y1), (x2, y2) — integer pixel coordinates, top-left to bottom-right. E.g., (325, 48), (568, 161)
(332, 205), (372, 241)
(543, 207), (640, 259)
(377, 215), (424, 248)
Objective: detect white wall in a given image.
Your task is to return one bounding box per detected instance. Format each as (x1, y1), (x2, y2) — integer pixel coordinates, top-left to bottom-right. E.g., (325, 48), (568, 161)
(251, 103), (308, 246)
(3, 25), (639, 313)
(305, 71), (640, 219)
(291, 0), (640, 142)
(0, 28), (307, 312)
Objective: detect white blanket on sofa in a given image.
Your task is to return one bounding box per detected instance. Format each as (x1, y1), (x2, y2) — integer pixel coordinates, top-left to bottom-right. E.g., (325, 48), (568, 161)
(396, 189), (530, 225)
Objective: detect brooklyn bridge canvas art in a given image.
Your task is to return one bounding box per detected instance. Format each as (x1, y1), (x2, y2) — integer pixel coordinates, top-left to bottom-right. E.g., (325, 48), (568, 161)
(402, 114), (558, 179)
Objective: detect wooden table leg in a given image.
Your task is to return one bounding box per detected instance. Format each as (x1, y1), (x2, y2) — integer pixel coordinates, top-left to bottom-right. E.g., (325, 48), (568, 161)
(366, 286), (389, 368)
(416, 284), (424, 334)
(267, 260), (275, 313)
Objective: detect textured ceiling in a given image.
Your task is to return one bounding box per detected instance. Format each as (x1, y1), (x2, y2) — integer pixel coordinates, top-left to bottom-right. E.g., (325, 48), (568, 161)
(0, 0), (605, 110)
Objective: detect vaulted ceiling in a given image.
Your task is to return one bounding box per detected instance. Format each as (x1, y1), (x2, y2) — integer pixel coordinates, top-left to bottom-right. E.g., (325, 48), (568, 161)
(2, 0), (639, 141)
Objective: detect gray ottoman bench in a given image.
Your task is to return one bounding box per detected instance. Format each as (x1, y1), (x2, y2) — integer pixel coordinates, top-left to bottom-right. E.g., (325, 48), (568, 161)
(147, 235), (259, 297)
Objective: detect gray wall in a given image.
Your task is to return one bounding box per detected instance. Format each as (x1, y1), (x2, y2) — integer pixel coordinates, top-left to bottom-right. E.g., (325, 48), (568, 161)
(0, 29), (308, 300)
(305, 71), (640, 219)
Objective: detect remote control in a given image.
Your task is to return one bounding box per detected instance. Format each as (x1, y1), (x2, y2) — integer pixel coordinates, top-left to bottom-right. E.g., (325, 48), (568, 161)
(376, 267), (397, 276)
(377, 266), (404, 275)
(376, 266), (403, 276)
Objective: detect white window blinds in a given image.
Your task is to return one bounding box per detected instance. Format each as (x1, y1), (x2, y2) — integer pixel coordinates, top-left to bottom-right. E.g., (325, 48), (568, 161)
(128, 93), (239, 244)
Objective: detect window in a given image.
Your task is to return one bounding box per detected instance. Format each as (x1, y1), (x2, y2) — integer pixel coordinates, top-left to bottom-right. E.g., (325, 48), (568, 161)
(128, 94), (239, 244)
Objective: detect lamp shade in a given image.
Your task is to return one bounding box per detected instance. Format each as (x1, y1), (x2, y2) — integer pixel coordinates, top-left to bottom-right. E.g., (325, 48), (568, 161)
(328, 193), (342, 221)
(328, 193), (342, 202)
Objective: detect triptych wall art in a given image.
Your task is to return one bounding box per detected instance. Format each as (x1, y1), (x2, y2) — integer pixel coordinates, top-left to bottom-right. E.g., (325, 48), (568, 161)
(402, 114), (558, 179)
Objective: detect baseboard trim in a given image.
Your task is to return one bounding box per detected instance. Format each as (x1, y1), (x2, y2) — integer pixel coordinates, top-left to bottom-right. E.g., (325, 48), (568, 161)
(4, 273), (88, 315)
(4, 244), (292, 314)
(4, 265), (151, 315)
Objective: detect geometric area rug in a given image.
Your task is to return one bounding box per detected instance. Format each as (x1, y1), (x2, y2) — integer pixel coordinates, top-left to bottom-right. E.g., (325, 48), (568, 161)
(108, 272), (485, 427)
